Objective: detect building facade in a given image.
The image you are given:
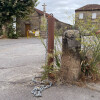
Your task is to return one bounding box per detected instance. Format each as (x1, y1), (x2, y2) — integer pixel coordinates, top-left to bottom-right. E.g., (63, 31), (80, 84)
(17, 8), (72, 38)
(75, 4), (100, 35)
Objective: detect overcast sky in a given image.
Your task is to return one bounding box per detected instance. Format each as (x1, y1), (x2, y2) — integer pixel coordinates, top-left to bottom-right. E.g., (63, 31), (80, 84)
(36, 0), (100, 25)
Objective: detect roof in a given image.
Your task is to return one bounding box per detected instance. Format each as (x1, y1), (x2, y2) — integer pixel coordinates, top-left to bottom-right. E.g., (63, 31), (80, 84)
(57, 20), (72, 26)
(34, 8), (50, 17)
(75, 4), (100, 11)
(34, 8), (58, 21)
(34, 8), (72, 26)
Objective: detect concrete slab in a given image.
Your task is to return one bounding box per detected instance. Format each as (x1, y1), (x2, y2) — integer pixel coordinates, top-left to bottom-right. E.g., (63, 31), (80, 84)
(86, 82), (100, 92)
(0, 38), (100, 100)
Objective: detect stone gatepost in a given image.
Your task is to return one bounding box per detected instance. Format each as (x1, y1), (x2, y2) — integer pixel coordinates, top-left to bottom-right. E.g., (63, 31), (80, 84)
(61, 30), (81, 83)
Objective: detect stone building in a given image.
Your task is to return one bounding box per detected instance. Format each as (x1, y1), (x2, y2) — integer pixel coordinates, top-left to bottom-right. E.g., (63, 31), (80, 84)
(75, 4), (100, 35)
(17, 8), (72, 37)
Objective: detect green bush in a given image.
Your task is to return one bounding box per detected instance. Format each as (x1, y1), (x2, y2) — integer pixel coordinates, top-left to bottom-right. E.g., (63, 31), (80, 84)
(8, 24), (18, 39)
(77, 18), (100, 80)
(0, 31), (3, 36)
(39, 35), (62, 80)
(8, 33), (18, 39)
(0, 26), (3, 36)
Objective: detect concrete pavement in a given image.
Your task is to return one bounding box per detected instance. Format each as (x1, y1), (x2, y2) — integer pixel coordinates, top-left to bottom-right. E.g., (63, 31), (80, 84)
(0, 38), (100, 100)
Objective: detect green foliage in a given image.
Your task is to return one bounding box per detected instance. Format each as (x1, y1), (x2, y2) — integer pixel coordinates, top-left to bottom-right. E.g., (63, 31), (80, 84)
(9, 33), (18, 39)
(75, 16), (100, 36)
(40, 17), (47, 31)
(39, 35), (62, 79)
(7, 24), (18, 39)
(55, 28), (63, 36)
(54, 34), (62, 68)
(0, 24), (2, 35)
(80, 34), (100, 76)
(40, 35), (62, 68)
(0, 0), (38, 25)
(76, 17), (100, 79)
(42, 65), (53, 80)
(0, 29), (3, 36)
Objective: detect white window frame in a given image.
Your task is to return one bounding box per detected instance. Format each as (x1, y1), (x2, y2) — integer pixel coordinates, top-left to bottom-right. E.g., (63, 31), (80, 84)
(79, 13), (83, 19)
(92, 13), (96, 19)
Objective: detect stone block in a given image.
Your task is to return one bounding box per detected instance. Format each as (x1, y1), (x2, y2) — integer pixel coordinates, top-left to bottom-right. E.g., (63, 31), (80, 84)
(61, 30), (81, 82)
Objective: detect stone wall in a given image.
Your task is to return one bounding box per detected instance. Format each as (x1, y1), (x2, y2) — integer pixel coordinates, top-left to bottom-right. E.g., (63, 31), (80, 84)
(17, 11), (40, 36)
(75, 10), (100, 25)
(75, 11), (100, 35)
(61, 30), (81, 83)
(17, 10), (72, 37)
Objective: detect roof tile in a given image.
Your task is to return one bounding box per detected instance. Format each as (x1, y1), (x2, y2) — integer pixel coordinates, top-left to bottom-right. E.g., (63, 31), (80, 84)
(75, 4), (100, 11)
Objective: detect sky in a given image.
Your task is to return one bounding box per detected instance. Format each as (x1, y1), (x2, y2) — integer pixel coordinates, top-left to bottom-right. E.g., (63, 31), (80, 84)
(36, 0), (100, 25)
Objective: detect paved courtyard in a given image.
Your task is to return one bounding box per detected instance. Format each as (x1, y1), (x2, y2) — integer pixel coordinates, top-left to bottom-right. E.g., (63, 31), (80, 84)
(0, 38), (100, 100)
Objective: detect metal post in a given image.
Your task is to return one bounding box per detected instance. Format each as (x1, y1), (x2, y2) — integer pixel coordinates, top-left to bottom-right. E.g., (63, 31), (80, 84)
(47, 14), (55, 66)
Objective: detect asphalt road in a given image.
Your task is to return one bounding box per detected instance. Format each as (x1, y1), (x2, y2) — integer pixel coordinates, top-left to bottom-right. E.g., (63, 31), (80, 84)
(0, 38), (100, 100)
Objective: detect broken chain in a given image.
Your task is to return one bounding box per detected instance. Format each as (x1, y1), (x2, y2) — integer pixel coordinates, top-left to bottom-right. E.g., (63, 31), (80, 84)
(31, 77), (52, 97)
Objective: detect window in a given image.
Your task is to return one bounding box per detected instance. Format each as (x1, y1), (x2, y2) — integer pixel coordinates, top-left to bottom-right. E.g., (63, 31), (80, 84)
(79, 13), (83, 19)
(92, 13), (96, 19)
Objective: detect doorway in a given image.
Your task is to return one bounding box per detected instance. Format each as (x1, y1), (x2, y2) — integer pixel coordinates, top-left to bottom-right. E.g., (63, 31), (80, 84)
(25, 24), (30, 37)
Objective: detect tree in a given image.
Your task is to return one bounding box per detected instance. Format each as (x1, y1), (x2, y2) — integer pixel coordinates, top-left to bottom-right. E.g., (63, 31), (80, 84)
(0, 0), (38, 36)
(75, 16), (100, 79)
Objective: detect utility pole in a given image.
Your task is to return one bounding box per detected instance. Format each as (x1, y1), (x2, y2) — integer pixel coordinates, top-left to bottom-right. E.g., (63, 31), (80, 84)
(47, 15), (55, 66)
